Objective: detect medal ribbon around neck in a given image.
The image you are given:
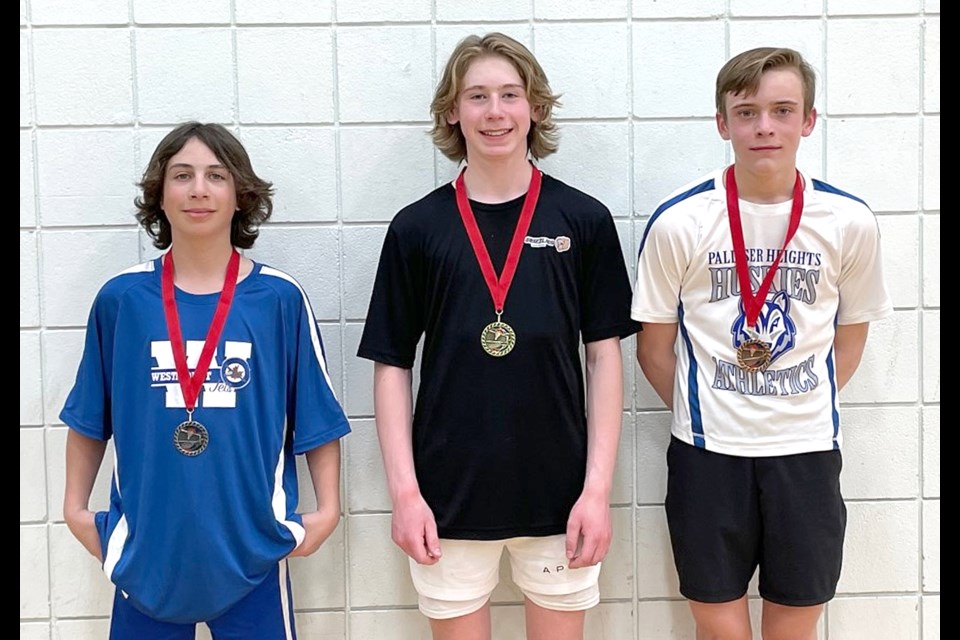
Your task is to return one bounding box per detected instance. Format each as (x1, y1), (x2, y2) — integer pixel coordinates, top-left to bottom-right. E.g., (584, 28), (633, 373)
(724, 165), (803, 329)
(455, 164), (542, 316)
(161, 249), (241, 414)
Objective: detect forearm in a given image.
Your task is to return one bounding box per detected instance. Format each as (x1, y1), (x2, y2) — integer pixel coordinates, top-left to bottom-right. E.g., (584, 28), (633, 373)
(64, 429), (108, 561)
(834, 322), (870, 391)
(373, 362), (421, 503)
(305, 439), (341, 516)
(583, 338), (623, 497)
(64, 429), (107, 517)
(636, 324), (678, 410)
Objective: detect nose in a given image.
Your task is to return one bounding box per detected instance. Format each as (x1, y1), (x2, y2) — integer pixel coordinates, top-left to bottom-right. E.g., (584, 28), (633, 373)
(486, 95), (504, 118)
(755, 111), (774, 136)
(189, 177), (209, 198)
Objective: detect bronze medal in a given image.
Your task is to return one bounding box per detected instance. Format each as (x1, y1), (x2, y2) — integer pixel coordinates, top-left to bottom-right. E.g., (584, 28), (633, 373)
(480, 320), (517, 357)
(724, 167), (803, 373)
(161, 250), (240, 458)
(173, 419), (209, 456)
(736, 339), (773, 372)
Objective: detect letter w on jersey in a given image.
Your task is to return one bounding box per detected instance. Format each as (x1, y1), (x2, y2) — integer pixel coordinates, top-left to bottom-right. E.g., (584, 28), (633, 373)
(151, 340), (253, 408)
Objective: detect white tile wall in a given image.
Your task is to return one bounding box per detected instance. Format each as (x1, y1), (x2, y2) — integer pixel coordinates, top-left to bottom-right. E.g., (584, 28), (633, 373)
(20, 7), (937, 638)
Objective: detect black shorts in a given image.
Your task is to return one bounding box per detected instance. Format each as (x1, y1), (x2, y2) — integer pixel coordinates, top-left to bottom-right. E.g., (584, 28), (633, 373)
(665, 437), (846, 606)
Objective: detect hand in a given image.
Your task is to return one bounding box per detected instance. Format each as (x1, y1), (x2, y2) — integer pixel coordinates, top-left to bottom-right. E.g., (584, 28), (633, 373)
(565, 488), (612, 569)
(391, 492), (442, 565)
(288, 508), (340, 558)
(64, 508), (103, 562)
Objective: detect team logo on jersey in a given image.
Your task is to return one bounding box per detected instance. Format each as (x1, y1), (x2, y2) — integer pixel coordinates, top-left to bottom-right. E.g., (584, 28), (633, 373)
(220, 357), (251, 389)
(524, 235), (572, 252)
(150, 341), (253, 409)
(730, 290), (797, 366)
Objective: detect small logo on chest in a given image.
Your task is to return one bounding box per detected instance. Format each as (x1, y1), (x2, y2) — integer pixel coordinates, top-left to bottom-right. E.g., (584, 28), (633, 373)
(524, 235), (572, 252)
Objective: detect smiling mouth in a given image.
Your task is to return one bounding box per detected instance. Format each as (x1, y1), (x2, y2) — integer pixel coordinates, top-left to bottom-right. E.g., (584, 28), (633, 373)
(481, 128), (513, 137)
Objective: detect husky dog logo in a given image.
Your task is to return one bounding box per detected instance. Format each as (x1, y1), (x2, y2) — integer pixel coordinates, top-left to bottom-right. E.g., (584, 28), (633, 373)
(731, 290), (797, 365)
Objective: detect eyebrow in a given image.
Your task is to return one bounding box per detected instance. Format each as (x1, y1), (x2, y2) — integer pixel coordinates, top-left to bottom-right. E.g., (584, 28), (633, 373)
(730, 98), (801, 107)
(166, 162), (228, 171)
(461, 83), (525, 92)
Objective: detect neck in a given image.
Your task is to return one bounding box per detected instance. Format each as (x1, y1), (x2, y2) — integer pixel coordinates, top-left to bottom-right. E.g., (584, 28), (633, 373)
(462, 153), (533, 203)
(732, 164), (798, 204)
(168, 236), (240, 294)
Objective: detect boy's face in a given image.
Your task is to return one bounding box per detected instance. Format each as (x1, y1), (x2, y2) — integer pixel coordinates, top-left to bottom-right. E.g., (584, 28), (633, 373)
(447, 55), (536, 164)
(717, 68), (816, 177)
(161, 137), (238, 245)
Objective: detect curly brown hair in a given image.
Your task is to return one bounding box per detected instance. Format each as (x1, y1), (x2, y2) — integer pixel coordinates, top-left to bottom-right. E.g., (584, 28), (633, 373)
(431, 33), (561, 162)
(135, 122), (274, 249)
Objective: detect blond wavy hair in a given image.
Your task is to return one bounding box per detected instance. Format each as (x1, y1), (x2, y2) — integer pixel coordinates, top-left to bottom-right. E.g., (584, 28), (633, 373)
(430, 33), (561, 161)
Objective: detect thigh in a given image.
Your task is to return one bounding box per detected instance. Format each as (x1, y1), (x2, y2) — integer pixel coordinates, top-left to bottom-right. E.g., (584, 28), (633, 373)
(757, 450), (846, 606)
(665, 437), (761, 603)
(505, 535), (600, 610)
(109, 591), (196, 640)
(523, 597), (586, 640)
(409, 538), (505, 620)
(207, 562), (296, 640)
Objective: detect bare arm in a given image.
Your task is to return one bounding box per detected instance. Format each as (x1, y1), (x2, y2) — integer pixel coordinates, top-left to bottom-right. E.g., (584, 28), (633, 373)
(289, 439), (342, 557)
(834, 322), (870, 391)
(374, 362), (441, 564)
(63, 429), (108, 561)
(566, 337), (623, 569)
(636, 323), (679, 410)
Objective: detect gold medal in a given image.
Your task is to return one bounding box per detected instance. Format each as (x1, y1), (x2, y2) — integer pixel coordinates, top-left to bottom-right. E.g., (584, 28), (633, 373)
(736, 339), (773, 372)
(480, 319), (517, 357)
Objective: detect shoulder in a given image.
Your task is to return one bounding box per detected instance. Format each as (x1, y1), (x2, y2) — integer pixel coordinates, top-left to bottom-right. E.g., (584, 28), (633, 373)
(389, 183), (457, 234)
(92, 259), (159, 310)
(539, 173), (611, 221)
(806, 175), (878, 230)
(255, 263), (311, 305)
(644, 170), (722, 237)
(652, 170), (722, 220)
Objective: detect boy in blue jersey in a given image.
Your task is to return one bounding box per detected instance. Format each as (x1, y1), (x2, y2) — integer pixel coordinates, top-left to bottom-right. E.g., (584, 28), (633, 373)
(632, 48), (891, 639)
(62, 122), (350, 640)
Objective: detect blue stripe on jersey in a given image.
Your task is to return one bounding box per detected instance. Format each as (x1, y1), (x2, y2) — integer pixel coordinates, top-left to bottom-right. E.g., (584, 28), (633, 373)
(826, 314), (841, 449)
(812, 178), (868, 208)
(637, 178), (716, 259)
(678, 303), (705, 448)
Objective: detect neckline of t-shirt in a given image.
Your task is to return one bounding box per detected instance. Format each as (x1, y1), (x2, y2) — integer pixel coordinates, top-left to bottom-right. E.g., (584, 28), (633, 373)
(154, 256), (263, 305)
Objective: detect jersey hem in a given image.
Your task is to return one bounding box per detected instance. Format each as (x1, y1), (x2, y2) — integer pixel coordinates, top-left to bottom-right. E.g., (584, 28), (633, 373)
(293, 420), (352, 455)
(672, 431), (840, 457)
(437, 523), (567, 540)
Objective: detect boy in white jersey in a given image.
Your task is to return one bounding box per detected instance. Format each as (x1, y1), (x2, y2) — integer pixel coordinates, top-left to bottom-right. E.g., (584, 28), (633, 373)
(632, 48), (891, 639)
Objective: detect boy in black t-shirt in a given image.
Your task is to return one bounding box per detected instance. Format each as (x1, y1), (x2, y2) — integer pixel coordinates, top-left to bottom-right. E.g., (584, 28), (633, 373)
(358, 33), (637, 640)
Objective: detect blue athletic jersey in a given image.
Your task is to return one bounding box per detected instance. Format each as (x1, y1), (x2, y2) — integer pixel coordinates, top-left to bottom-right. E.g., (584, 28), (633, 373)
(61, 257), (350, 624)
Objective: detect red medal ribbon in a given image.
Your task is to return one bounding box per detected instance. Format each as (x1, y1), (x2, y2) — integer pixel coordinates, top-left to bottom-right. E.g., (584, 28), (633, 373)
(161, 249), (241, 412)
(725, 165), (803, 327)
(455, 165), (543, 313)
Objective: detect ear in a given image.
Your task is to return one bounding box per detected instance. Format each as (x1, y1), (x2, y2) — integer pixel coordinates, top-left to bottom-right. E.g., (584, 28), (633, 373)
(446, 106), (460, 126)
(530, 103), (541, 124)
(801, 107), (817, 138)
(716, 111), (731, 141)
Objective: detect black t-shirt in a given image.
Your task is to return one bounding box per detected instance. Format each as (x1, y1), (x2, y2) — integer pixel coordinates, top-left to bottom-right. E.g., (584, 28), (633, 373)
(358, 174), (639, 539)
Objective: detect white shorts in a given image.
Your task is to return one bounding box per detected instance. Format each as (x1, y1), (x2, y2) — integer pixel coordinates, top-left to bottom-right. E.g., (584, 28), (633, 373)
(409, 535), (601, 620)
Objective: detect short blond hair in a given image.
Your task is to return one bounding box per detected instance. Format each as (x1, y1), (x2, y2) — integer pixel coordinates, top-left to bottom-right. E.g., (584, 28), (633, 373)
(716, 47), (816, 118)
(430, 33), (561, 161)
